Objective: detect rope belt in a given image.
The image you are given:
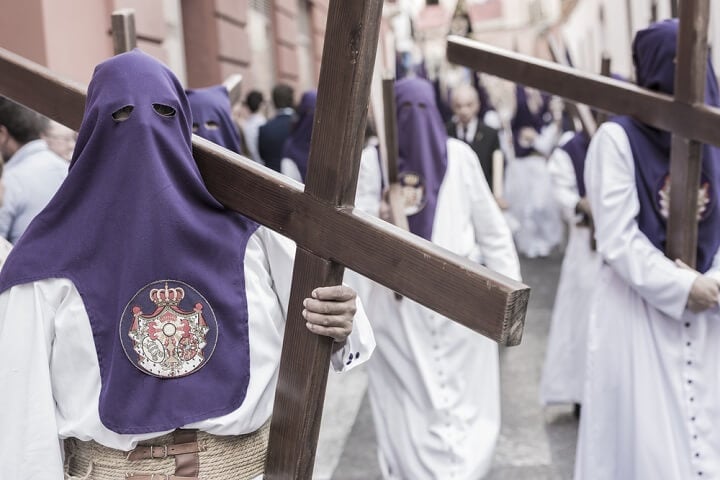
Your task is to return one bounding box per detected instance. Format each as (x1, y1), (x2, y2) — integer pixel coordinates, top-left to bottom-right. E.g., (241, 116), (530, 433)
(64, 421), (269, 480)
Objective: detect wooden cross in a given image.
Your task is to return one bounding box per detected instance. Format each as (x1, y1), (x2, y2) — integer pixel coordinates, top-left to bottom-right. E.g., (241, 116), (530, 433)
(0, 1), (530, 477)
(448, 0), (717, 269)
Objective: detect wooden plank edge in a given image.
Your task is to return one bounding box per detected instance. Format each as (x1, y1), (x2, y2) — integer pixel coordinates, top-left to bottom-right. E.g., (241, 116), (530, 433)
(446, 36), (720, 148)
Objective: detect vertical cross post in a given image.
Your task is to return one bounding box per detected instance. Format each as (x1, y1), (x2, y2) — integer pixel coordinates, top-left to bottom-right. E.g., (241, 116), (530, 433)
(264, 0), (383, 477)
(382, 76), (409, 230)
(666, 0), (710, 267)
(651, 0), (659, 23)
(111, 9), (137, 55)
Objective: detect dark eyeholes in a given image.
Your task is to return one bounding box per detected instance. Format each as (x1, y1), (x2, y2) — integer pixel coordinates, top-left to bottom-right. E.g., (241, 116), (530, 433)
(111, 105), (134, 122)
(205, 121), (219, 130)
(153, 103), (176, 118)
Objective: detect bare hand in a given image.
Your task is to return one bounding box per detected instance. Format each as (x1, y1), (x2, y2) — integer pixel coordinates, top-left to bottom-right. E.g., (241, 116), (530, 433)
(303, 285), (357, 343)
(677, 259), (720, 313)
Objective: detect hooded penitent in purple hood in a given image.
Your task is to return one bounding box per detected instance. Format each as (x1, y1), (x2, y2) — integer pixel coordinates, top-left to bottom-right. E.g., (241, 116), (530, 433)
(611, 19), (720, 273)
(281, 90), (316, 181)
(0, 49), (259, 433)
(395, 77), (448, 241)
(560, 131), (591, 198)
(511, 85), (551, 158)
(186, 85), (243, 154)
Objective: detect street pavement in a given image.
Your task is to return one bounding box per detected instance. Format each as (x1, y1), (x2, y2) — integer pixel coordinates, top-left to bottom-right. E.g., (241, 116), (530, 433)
(315, 250), (577, 480)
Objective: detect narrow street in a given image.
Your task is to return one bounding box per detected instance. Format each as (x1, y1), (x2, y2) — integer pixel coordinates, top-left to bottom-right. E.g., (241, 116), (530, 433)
(316, 251), (578, 480)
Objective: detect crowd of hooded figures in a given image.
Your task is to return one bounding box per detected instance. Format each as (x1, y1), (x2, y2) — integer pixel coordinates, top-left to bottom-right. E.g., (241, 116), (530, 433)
(0, 12), (719, 480)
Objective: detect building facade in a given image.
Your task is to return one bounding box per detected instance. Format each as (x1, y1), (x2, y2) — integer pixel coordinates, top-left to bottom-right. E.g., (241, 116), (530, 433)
(0, 0), (329, 102)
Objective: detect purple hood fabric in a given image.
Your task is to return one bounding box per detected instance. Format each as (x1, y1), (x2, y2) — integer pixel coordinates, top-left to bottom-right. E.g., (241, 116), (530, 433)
(281, 90), (317, 181)
(0, 49), (258, 433)
(396, 77), (448, 241)
(511, 85), (550, 158)
(186, 85), (243, 154)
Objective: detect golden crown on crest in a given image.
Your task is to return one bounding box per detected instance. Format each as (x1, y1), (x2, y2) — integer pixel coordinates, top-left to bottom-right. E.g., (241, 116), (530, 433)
(150, 282), (185, 306)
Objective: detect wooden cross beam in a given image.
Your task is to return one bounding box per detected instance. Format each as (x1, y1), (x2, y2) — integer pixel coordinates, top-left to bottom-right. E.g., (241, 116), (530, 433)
(2, 0), (529, 477)
(448, 0), (716, 268)
(110, 9), (137, 55)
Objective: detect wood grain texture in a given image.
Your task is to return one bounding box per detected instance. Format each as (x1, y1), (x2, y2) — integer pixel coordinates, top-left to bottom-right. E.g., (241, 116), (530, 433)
(111, 9), (137, 55)
(265, 0), (384, 475)
(447, 36), (720, 148)
(666, 0), (710, 268)
(381, 76), (409, 232)
(382, 77), (399, 184)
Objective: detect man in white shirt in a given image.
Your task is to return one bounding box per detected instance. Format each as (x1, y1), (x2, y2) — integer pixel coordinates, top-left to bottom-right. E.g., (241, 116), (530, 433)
(0, 97), (67, 243)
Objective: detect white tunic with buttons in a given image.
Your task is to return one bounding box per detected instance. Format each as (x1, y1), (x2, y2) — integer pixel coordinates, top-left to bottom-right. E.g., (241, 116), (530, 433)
(574, 123), (720, 480)
(364, 138), (521, 480)
(0, 226), (375, 479)
(539, 137), (602, 405)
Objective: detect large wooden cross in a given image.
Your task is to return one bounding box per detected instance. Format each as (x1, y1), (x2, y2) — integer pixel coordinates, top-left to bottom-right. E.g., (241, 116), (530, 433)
(0, 2), (530, 478)
(448, 0), (719, 269)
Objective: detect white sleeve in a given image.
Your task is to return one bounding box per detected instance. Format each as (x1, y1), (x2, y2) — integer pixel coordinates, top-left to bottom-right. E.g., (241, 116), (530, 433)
(354, 146), (382, 217)
(461, 144), (522, 281)
(586, 123), (697, 320)
(0, 282), (65, 478)
(547, 148), (581, 222)
(280, 158), (303, 183)
(258, 227), (375, 372)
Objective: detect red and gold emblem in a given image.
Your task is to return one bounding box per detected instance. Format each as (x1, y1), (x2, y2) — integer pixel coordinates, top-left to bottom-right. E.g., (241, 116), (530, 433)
(121, 280), (217, 378)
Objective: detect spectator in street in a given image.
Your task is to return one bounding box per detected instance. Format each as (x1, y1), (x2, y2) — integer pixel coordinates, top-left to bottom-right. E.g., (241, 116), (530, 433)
(0, 97), (67, 243)
(258, 83), (294, 172)
(241, 90), (266, 165)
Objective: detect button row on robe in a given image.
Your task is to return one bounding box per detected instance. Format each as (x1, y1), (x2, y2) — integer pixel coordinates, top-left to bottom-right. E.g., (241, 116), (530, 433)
(683, 320), (702, 476)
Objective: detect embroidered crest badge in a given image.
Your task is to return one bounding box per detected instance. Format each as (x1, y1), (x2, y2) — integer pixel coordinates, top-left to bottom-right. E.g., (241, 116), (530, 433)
(120, 280), (218, 378)
(399, 171), (427, 215)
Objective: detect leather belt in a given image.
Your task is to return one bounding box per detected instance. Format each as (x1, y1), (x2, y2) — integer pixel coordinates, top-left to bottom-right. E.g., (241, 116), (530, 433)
(125, 429), (202, 479)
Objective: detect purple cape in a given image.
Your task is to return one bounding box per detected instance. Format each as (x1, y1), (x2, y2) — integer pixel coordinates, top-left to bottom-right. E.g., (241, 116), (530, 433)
(559, 131), (591, 198)
(0, 50), (258, 433)
(511, 85), (551, 158)
(281, 90), (317, 181)
(186, 85), (243, 154)
(396, 77), (448, 241)
(611, 19), (720, 273)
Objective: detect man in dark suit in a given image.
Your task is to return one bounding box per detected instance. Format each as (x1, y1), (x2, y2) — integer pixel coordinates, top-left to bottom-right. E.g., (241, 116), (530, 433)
(446, 84), (502, 193)
(258, 83), (295, 173)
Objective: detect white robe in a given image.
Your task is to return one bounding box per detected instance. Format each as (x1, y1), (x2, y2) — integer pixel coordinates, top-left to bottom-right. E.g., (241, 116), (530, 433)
(0, 226), (376, 479)
(574, 122), (720, 480)
(504, 124), (564, 257)
(539, 140), (602, 405)
(364, 138), (521, 480)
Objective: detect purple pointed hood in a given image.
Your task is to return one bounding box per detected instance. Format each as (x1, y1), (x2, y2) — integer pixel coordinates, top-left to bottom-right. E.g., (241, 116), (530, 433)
(612, 19), (720, 272)
(281, 90), (316, 181)
(186, 85), (242, 153)
(511, 85), (551, 157)
(0, 50), (258, 433)
(396, 77), (448, 241)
